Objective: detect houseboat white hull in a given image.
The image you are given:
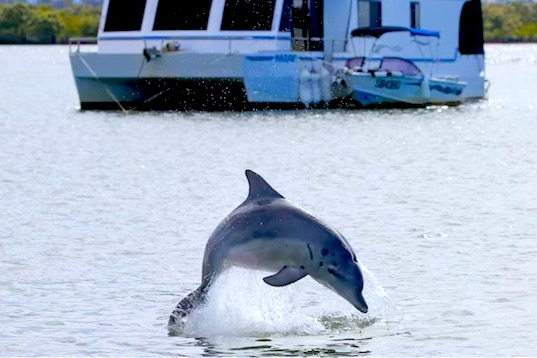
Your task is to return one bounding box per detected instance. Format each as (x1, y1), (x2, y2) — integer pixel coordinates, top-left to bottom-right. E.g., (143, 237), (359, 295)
(69, 0), (487, 111)
(70, 50), (335, 110)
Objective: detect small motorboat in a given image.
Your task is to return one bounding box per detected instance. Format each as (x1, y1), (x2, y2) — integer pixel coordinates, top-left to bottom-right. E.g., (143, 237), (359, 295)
(345, 26), (467, 107)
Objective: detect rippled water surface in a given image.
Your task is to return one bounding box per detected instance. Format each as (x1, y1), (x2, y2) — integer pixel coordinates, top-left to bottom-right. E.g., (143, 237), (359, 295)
(1, 44), (536, 356)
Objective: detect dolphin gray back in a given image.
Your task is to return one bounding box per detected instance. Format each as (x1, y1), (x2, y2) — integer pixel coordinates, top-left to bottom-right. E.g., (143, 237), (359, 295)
(201, 170), (288, 279)
(200, 171), (344, 279)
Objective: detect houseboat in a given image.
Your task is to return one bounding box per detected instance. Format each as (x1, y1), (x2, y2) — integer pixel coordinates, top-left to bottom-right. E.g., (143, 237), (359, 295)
(69, 0), (486, 111)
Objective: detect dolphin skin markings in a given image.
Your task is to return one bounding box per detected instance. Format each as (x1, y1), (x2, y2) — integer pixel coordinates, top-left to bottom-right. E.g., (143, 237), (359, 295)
(169, 170), (368, 326)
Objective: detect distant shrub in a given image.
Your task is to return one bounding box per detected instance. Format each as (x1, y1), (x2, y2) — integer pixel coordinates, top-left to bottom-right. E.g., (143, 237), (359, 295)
(483, 3), (537, 42)
(0, 2), (98, 44)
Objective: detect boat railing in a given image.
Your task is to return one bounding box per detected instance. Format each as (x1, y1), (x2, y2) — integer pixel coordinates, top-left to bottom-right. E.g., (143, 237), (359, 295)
(69, 37), (98, 53)
(68, 36), (349, 57)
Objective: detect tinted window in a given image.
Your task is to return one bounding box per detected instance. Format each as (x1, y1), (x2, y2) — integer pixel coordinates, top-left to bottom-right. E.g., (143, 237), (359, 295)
(153, 0), (212, 30)
(459, 0), (484, 54)
(221, 0), (276, 31)
(279, 0), (292, 32)
(104, 0), (146, 32)
(410, 2), (420, 29)
(370, 0), (382, 27)
(309, 0), (324, 51)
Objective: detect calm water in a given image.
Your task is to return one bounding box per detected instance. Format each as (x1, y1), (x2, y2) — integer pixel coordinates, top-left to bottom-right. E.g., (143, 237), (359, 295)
(1, 44), (536, 356)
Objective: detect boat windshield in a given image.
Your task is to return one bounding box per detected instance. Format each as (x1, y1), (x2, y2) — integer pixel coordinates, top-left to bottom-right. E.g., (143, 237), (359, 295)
(378, 57), (422, 76)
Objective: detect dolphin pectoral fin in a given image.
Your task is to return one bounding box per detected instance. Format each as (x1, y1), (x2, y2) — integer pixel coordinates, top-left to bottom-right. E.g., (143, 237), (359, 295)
(263, 266), (308, 287)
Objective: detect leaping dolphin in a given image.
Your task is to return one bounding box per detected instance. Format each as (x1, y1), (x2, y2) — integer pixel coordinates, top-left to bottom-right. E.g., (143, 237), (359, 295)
(169, 170), (368, 326)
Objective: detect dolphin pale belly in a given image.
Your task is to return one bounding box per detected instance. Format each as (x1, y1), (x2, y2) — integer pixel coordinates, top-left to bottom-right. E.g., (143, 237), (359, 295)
(169, 170), (368, 326)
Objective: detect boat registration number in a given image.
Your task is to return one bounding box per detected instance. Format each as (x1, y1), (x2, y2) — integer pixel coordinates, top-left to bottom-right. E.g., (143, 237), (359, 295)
(375, 79), (401, 90)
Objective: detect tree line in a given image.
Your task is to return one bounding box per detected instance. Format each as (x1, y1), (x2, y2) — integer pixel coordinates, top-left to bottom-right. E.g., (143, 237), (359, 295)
(0, 2), (99, 43)
(0, 2), (536, 44)
(483, 3), (537, 42)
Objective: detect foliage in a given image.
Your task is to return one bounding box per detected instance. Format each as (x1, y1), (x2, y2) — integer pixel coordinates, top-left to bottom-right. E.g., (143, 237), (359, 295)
(0, 2), (99, 43)
(0, 2), (536, 44)
(26, 9), (62, 42)
(56, 4), (100, 39)
(483, 3), (537, 42)
(0, 3), (33, 41)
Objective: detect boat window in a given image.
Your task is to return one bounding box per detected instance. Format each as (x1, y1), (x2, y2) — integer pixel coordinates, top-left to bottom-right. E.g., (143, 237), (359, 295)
(410, 2), (420, 29)
(358, 0), (382, 27)
(279, 0), (293, 32)
(221, 0), (276, 31)
(104, 0), (146, 32)
(153, 0), (212, 30)
(370, 0), (382, 26)
(309, 0), (324, 50)
(459, 0), (484, 55)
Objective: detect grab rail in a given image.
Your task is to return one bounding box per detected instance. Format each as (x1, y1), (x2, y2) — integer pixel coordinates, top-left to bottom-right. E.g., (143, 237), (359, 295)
(68, 36), (350, 55)
(69, 37), (98, 53)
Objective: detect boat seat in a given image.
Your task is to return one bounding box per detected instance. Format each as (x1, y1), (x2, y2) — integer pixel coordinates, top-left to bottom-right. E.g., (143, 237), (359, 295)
(372, 71), (388, 77)
(345, 57), (365, 71)
(378, 57), (422, 76)
(387, 71), (403, 77)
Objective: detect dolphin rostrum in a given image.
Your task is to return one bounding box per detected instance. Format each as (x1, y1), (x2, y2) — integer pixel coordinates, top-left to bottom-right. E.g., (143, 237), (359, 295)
(169, 170), (368, 326)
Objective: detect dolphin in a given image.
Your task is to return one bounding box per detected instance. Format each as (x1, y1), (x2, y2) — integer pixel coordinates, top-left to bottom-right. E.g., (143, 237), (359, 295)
(169, 170), (368, 326)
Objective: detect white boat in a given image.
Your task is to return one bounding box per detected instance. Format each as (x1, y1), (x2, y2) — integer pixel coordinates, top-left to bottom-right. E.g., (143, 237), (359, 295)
(69, 0), (487, 111)
(344, 26), (467, 107)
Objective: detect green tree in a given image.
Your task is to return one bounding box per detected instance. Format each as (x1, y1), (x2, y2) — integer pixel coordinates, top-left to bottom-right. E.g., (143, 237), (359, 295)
(26, 11), (62, 43)
(516, 23), (537, 41)
(483, 3), (537, 42)
(57, 4), (99, 40)
(0, 3), (34, 42)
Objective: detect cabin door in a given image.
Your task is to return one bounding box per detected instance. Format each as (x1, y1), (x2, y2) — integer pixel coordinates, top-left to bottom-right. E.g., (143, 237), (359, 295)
(292, 0), (324, 51)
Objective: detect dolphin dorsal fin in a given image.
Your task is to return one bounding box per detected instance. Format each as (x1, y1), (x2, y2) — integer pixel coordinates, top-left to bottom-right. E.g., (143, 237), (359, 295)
(245, 170), (284, 201)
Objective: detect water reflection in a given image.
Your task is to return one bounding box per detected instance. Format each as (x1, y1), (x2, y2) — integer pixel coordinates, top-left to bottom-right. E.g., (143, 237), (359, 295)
(184, 336), (374, 357)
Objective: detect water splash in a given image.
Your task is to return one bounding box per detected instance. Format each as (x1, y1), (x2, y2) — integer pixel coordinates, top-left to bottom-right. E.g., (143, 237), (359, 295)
(170, 263), (402, 338)
(359, 259), (404, 324)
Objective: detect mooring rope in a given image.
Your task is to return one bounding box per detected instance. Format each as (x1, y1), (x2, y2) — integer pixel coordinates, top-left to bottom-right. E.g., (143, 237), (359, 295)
(76, 53), (128, 114)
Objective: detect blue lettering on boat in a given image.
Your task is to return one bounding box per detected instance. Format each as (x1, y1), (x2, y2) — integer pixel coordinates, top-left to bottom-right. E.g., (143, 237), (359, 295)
(375, 79), (401, 90)
(275, 54), (296, 63)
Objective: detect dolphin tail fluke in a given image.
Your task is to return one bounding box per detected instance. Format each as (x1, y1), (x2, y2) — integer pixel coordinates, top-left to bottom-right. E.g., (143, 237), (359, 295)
(168, 285), (208, 326)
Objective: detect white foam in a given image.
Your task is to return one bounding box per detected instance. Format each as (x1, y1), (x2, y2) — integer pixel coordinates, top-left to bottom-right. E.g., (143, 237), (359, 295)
(177, 263), (402, 338)
(359, 259), (404, 324)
